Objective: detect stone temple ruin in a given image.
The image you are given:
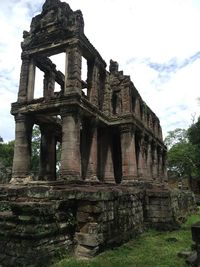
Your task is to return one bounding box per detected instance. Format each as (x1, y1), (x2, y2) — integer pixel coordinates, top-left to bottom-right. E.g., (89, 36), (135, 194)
(0, 0), (196, 266)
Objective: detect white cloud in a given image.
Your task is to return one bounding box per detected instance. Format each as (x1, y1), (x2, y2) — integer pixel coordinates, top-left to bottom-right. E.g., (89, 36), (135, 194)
(1, 0), (200, 141)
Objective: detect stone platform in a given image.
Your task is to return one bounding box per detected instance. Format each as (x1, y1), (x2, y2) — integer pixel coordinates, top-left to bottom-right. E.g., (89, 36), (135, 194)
(0, 181), (196, 266)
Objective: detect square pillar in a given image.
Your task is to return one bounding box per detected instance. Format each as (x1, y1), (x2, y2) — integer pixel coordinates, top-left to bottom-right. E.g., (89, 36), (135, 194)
(39, 126), (56, 181)
(64, 45), (82, 95)
(152, 144), (158, 180)
(11, 114), (32, 182)
(100, 129), (115, 183)
(17, 56), (30, 102)
(104, 144), (115, 184)
(85, 122), (98, 181)
(43, 71), (55, 100)
(146, 138), (153, 180)
(137, 134), (147, 179)
(27, 58), (36, 101)
(120, 124), (137, 183)
(60, 107), (81, 180)
(88, 60), (99, 106)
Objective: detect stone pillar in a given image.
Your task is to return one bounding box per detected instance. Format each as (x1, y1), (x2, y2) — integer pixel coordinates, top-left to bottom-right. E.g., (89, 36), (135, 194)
(142, 138), (148, 179)
(39, 126), (56, 181)
(88, 60), (99, 105)
(159, 149), (168, 182)
(137, 134), (147, 179)
(121, 84), (131, 113)
(162, 150), (168, 182)
(64, 45), (82, 95)
(152, 144), (158, 180)
(60, 107), (81, 180)
(17, 56), (30, 102)
(85, 123), (98, 181)
(135, 98), (141, 118)
(43, 71), (55, 100)
(27, 58), (36, 101)
(11, 114), (32, 182)
(104, 143), (115, 184)
(102, 75), (112, 116)
(157, 147), (162, 182)
(146, 138), (153, 180)
(120, 124), (137, 183)
(101, 130), (115, 183)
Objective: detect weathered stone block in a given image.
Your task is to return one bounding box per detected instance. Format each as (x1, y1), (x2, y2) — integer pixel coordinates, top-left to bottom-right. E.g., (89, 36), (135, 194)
(75, 233), (104, 247)
(79, 222), (100, 234)
(75, 244), (99, 258)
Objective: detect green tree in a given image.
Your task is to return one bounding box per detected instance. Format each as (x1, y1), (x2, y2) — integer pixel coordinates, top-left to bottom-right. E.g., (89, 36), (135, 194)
(188, 117), (200, 177)
(0, 140), (14, 183)
(164, 128), (188, 149)
(164, 128), (197, 179)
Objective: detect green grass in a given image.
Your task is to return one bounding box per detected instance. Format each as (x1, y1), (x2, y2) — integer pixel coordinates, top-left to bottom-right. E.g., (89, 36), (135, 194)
(52, 210), (200, 267)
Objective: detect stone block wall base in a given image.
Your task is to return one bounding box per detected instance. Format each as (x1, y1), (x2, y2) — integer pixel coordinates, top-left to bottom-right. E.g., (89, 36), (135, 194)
(10, 175), (34, 184)
(0, 182), (196, 266)
(144, 188), (196, 230)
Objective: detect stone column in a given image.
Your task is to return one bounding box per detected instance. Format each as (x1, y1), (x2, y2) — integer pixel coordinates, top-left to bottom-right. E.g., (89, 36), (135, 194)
(142, 138), (148, 180)
(121, 84), (132, 113)
(101, 130), (115, 183)
(60, 107), (81, 180)
(11, 114), (32, 182)
(146, 138), (153, 180)
(163, 150), (168, 182)
(64, 45), (82, 95)
(120, 124), (137, 183)
(157, 147), (162, 182)
(88, 60), (99, 105)
(161, 150), (168, 182)
(152, 144), (158, 180)
(39, 126), (56, 181)
(137, 134), (147, 179)
(43, 71), (55, 100)
(17, 56), (30, 102)
(102, 75), (112, 116)
(104, 143), (115, 184)
(135, 98), (141, 118)
(27, 58), (36, 101)
(85, 122), (98, 181)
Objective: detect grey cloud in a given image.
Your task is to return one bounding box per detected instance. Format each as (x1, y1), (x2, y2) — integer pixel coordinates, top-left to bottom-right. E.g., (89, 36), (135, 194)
(126, 51), (200, 86)
(148, 51), (200, 74)
(0, 69), (18, 94)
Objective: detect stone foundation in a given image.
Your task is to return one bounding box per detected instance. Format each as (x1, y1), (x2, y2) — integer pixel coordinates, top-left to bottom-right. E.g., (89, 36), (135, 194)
(144, 188), (196, 230)
(0, 182), (196, 266)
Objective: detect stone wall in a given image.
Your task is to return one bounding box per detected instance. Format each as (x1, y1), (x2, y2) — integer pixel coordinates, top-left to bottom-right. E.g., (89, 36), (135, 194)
(0, 182), (196, 266)
(144, 188), (196, 230)
(75, 190), (144, 258)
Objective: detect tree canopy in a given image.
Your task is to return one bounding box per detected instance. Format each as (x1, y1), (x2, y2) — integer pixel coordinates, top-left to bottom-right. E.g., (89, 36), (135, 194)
(165, 118), (200, 180)
(0, 140), (14, 183)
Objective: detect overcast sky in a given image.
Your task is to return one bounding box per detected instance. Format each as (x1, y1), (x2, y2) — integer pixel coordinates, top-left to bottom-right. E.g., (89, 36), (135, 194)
(1, 0), (200, 142)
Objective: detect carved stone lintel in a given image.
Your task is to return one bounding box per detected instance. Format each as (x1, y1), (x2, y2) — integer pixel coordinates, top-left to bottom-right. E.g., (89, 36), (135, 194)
(120, 124), (135, 133)
(60, 106), (81, 117)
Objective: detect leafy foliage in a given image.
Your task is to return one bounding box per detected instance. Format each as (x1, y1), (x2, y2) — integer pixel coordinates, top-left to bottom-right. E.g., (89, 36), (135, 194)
(188, 117), (200, 177)
(165, 120), (200, 179)
(0, 140), (14, 183)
